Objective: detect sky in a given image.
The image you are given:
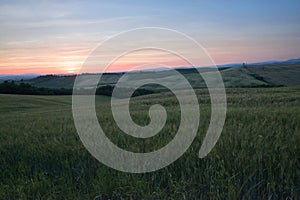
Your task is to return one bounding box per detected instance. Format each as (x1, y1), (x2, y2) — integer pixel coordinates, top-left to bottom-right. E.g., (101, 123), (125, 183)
(0, 0), (300, 74)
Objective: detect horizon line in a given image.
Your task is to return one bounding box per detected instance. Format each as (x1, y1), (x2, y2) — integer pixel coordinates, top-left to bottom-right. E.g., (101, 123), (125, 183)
(1, 57), (299, 76)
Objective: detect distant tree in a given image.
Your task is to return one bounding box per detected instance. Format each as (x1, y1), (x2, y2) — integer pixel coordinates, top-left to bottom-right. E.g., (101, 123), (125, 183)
(0, 81), (72, 95)
(0, 81), (155, 97)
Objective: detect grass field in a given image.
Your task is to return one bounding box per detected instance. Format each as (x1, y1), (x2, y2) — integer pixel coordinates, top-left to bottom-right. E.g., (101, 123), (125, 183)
(0, 87), (299, 199)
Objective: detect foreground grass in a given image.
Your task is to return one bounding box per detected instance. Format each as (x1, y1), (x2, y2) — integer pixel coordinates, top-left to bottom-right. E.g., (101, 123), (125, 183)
(0, 87), (299, 199)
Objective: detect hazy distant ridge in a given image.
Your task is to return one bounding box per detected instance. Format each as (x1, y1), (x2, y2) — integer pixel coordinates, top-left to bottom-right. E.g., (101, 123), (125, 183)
(1, 58), (299, 89)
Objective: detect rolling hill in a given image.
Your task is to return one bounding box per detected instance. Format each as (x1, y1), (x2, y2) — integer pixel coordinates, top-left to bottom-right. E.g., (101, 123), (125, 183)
(17, 62), (300, 91)
(245, 62), (300, 86)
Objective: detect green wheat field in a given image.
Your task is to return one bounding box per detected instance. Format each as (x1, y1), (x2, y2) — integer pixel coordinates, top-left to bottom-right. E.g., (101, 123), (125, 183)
(0, 86), (299, 199)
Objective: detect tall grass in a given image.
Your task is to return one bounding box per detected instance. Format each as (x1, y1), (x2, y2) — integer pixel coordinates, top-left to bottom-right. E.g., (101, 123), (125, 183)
(0, 87), (299, 199)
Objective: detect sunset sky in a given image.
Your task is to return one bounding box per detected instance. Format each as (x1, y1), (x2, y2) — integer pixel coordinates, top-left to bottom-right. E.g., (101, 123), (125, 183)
(0, 0), (300, 74)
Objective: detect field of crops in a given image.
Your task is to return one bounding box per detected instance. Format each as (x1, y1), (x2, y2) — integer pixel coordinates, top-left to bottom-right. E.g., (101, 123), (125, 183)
(0, 87), (299, 199)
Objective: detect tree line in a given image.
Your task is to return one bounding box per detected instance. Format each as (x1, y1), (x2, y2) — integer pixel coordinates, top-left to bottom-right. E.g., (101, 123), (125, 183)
(0, 81), (155, 97)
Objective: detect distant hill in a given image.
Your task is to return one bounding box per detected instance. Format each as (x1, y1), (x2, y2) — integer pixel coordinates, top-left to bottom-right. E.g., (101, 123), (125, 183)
(250, 58), (300, 65)
(245, 62), (300, 86)
(20, 75), (77, 89)
(0, 74), (39, 82)
(16, 61), (300, 90)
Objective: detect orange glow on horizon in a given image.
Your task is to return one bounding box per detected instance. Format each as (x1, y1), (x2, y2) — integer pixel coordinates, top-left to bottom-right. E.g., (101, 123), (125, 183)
(1, 43), (298, 75)
(0, 48), (197, 74)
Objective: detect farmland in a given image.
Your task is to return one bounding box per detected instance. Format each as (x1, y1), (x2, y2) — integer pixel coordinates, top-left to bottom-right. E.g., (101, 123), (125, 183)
(0, 86), (299, 199)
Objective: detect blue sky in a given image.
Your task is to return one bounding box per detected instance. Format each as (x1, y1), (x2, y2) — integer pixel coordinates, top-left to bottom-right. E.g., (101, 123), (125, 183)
(0, 0), (299, 74)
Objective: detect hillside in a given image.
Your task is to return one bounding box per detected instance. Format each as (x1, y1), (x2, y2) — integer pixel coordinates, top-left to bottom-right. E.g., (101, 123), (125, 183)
(19, 62), (300, 90)
(245, 62), (300, 86)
